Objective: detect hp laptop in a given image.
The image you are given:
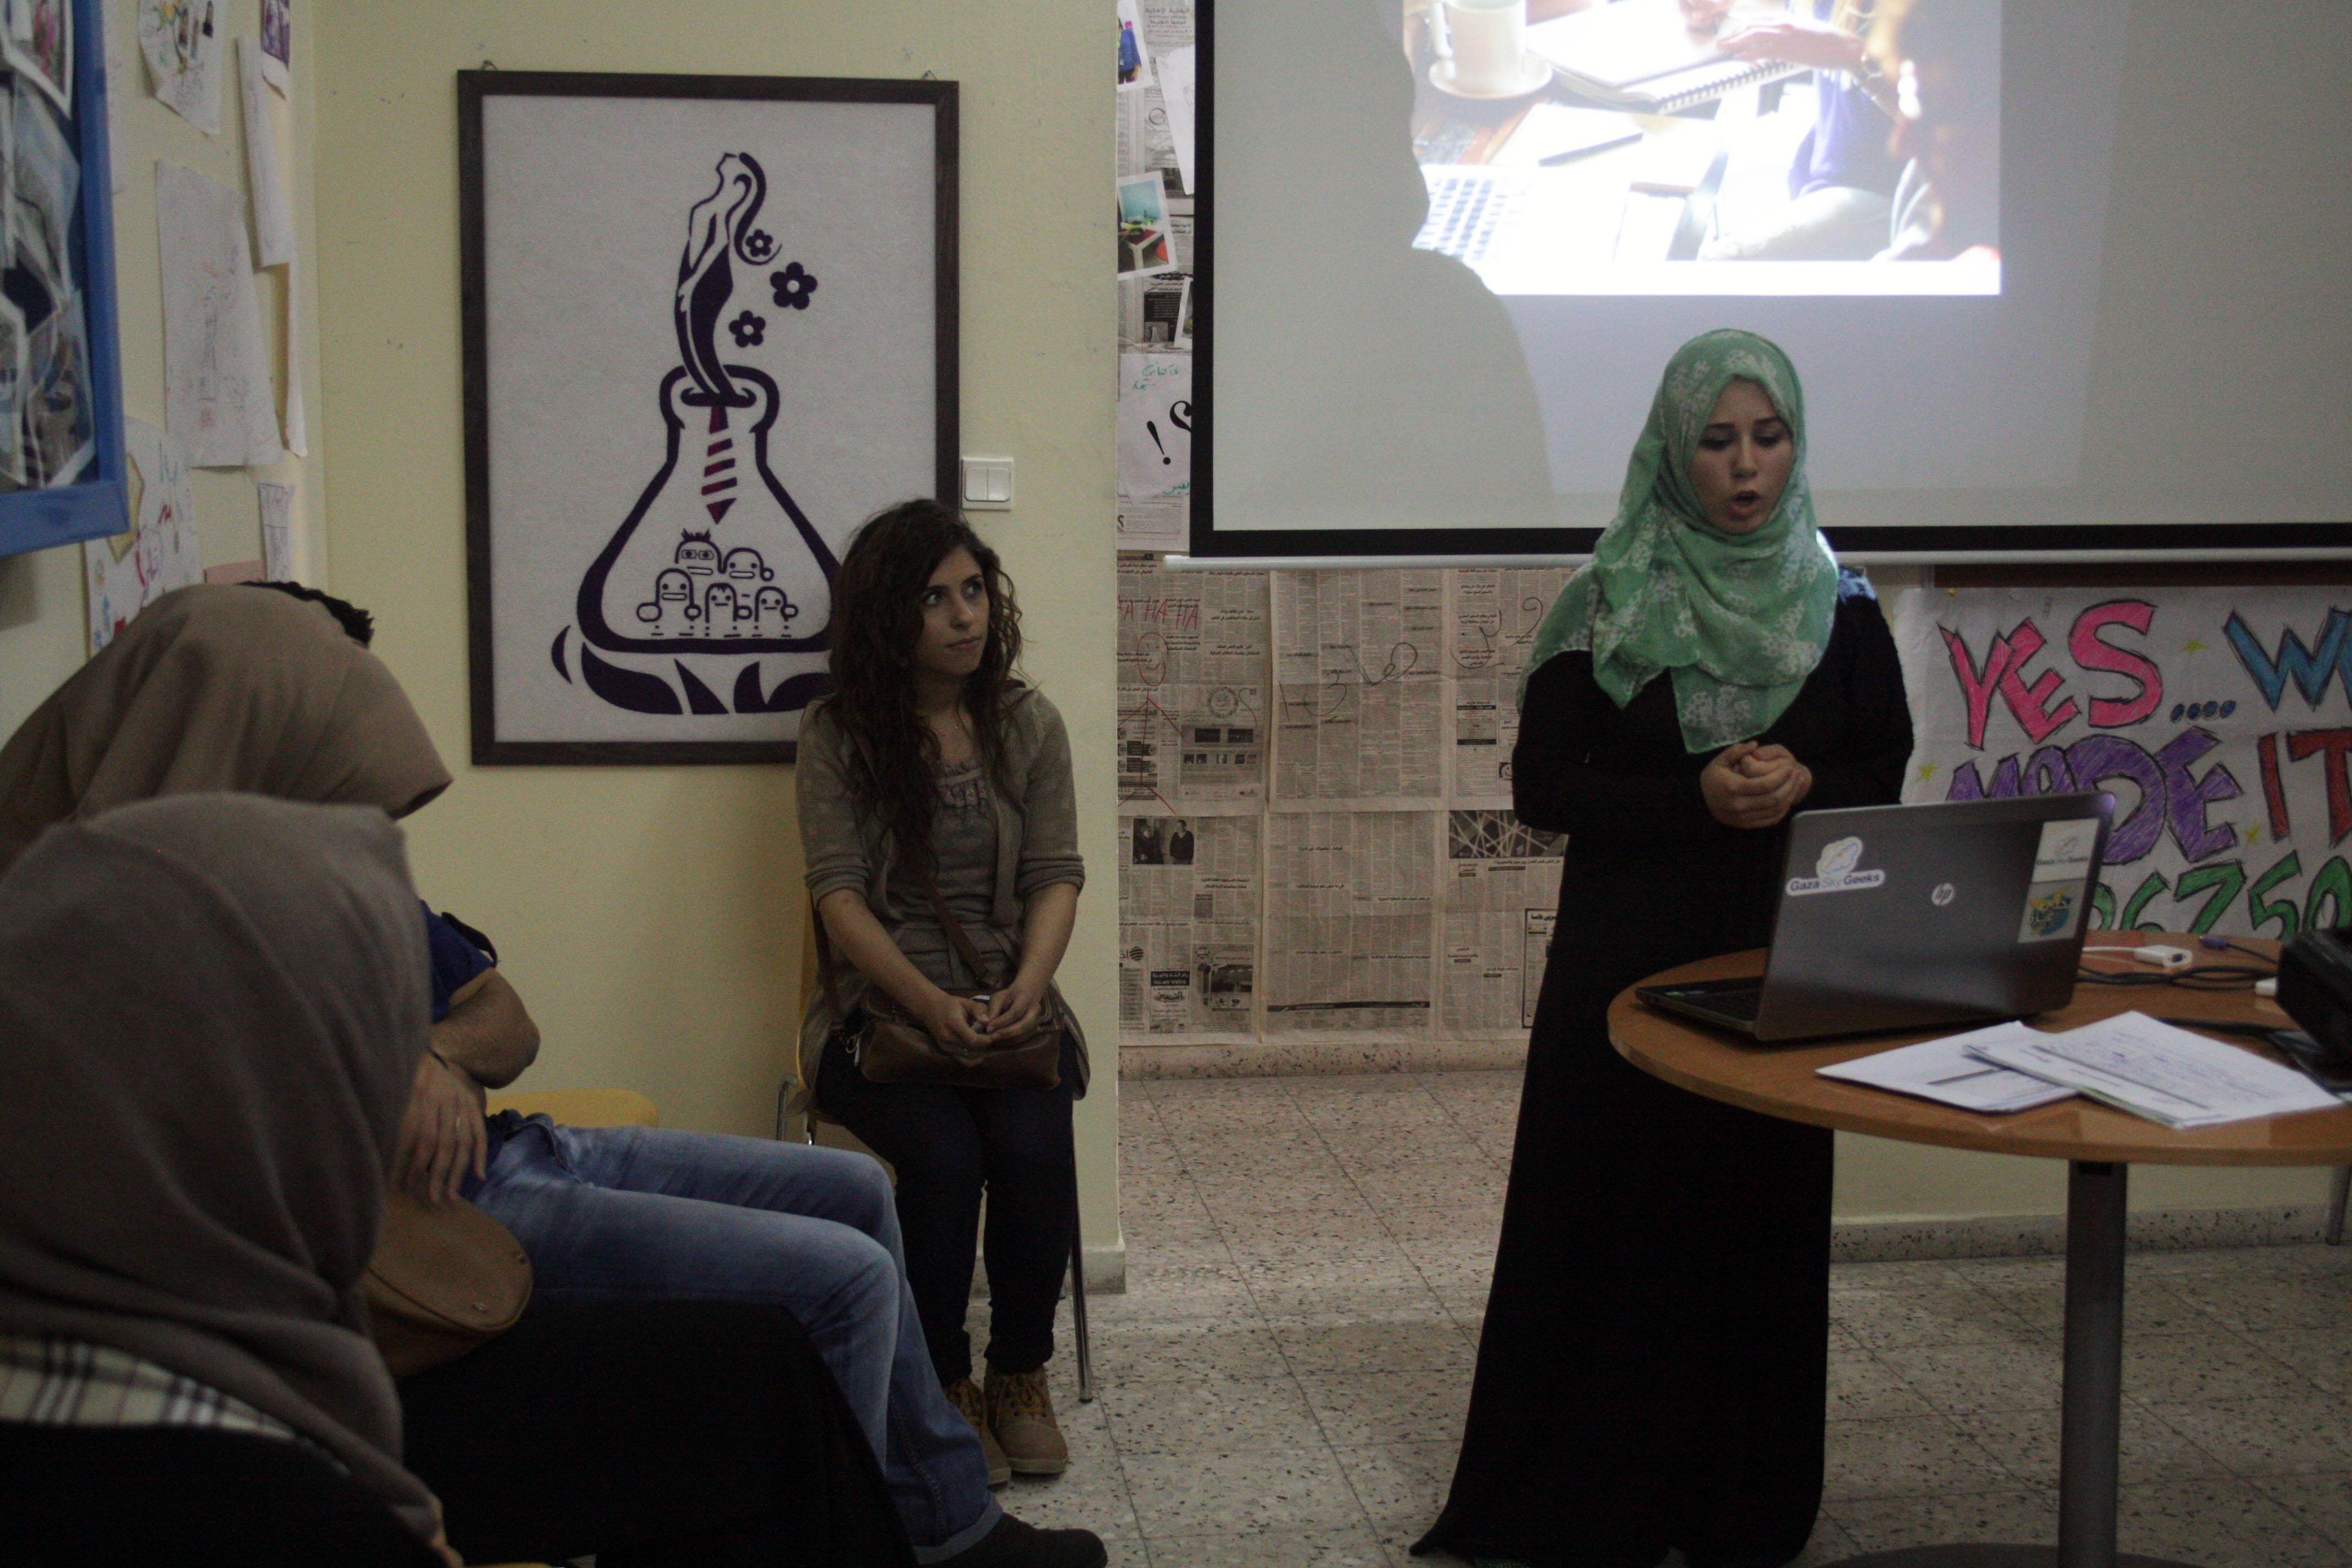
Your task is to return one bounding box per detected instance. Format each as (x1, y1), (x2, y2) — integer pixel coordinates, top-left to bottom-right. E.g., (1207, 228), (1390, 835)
(1637, 793), (2115, 1043)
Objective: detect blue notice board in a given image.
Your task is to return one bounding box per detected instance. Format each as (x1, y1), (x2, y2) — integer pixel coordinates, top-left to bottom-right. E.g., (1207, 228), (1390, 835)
(0, 0), (127, 559)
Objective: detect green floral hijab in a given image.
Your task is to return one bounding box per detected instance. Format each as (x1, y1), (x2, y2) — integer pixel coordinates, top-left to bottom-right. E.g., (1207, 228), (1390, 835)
(1520, 328), (1839, 753)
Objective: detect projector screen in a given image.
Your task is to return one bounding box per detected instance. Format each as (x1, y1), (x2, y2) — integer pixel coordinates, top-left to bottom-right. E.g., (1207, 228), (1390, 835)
(1192, 0), (2352, 560)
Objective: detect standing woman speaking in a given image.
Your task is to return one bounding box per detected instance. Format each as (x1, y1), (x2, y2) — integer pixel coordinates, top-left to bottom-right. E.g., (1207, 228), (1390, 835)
(1417, 330), (1913, 1568)
(797, 500), (1088, 1488)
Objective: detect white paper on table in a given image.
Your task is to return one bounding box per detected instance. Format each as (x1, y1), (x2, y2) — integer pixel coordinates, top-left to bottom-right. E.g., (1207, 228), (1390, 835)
(1117, 352), (1191, 502)
(1157, 46), (1197, 196)
(156, 162), (285, 468)
(283, 255), (306, 454)
(138, 0), (222, 135)
(1819, 1022), (2079, 1114)
(237, 37), (294, 268)
(1968, 1010), (2344, 1129)
(85, 419), (203, 655)
(258, 481), (292, 579)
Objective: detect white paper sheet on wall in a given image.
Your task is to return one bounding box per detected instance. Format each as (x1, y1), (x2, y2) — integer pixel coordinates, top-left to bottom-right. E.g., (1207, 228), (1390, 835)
(1117, 352), (1191, 503)
(86, 419), (203, 655)
(258, 480), (292, 579)
(138, 0), (223, 135)
(1157, 46), (1197, 195)
(156, 162), (285, 468)
(238, 37), (294, 268)
(282, 255), (306, 454)
(259, 0), (290, 95)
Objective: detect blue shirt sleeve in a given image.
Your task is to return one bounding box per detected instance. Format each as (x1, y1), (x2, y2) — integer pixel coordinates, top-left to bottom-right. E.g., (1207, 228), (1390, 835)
(421, 901), (496, 1023)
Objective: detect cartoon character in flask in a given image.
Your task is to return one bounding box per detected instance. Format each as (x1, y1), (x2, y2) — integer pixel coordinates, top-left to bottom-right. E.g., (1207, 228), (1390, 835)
(704, 581), (741, 635)
(637, 568), (695, 631)
(753, 584), (796, 638)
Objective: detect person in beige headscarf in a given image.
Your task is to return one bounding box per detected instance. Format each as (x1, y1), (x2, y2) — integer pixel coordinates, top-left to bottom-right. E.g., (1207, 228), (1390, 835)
(0, 793), (453, 1565)
(0, 582), (450, 875)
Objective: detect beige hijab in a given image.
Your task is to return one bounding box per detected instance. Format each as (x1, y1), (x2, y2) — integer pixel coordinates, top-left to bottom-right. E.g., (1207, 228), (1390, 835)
(0, 793), (440, 1540)
(0, 584), (450, 874)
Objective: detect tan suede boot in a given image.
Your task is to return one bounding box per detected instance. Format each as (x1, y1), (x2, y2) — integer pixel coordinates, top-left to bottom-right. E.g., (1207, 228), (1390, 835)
(984, 1364), (1069, 1477)
(944, 1374), (1011, 1487)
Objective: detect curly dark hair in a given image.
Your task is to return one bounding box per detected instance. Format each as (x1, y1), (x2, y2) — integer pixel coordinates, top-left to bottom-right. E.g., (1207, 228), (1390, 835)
(816, 499), (1024, 874)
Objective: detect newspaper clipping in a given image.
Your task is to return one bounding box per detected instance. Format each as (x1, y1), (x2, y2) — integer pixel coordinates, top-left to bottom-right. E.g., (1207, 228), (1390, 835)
(1274, 569), (1447, 808)
(1441, 810), (1565, 1036)
(1118, 558), (1269, 809)
(1450, 567), (1573, 803)
(1118, 813), (1260, 1041)
(1262, 811), (1436, 1035)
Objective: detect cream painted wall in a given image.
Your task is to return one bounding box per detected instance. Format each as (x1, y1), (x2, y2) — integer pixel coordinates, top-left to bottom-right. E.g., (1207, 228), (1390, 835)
(308, 3), (1123, 1264)
(0, 0), (323, 742)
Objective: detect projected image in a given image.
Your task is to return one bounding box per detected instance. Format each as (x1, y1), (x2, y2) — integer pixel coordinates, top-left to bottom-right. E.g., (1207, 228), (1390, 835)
(1404, 0), (1999, 296)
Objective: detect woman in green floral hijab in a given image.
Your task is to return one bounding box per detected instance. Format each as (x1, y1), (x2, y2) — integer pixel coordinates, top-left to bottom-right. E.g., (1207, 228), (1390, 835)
(1524, 328), (1839, 749)
(1419, 329), (1913, 1568)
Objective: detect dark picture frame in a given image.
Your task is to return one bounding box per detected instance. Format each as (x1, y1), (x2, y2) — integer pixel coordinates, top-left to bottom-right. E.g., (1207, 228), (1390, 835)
(0, 0), (130, 560)
(459, 71), (959, 764)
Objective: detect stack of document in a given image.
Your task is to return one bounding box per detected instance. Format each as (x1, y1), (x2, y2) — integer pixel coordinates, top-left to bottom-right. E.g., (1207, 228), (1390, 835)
(1966, 1011), (2344, 1129)
(1819, 1023), (2078, 1113)
(1822, 1011), (2346, 1128)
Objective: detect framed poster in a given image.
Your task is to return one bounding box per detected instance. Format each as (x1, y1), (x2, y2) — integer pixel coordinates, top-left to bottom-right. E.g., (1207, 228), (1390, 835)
(0, 0), (130, 560)
(459, 71), (958, 764)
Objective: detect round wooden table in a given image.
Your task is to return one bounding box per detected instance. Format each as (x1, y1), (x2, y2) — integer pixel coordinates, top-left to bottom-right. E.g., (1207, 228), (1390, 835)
(1609, 932), (2352, 1568)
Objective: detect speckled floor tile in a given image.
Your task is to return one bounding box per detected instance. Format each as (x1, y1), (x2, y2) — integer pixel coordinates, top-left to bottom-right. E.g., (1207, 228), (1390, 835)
(1945, 1398), (2228, 1488)
(1142, 1521), (1396, 1565)
(1118, 1445), (1366, 1537)
(1825, 1345), (1937, 1420)
(1831, 1485), (2055, 1552)
(1832, 1284), (2040, 1349)
(1088, 1320), (1288, 1382)
(2261, 1326), (2352, 1395)
(2121, 1332), (2318, 1404)
(1870, 1338), (2064, 1415)
(1104, 1072), (2352, 1562)
(2116, 1474), (2349, 1568)
(2164, 1268), (2352, 1335)
(1248, 1276), (1446, 1321)
(1975, 1277), (2222, 1338)
(2141, 1395), (2352, 1475)
(1378, 1202), (1504, 1244)
(1270, 1315), (1475, 1377)
(1822, 1414), (2017, 1501)
(1099, 1368), (1325, 1457)
(2245, 1469), (2352, 1553)
(1331, 1439), (1461, 1529)
(1295, 1366), (1471, 1449)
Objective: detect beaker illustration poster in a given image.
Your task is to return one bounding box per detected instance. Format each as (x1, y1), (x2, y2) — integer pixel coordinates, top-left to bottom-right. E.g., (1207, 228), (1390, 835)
(463, 75), (955, 760)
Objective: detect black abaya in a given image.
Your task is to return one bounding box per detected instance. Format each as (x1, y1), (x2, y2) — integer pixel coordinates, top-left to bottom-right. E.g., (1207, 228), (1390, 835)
(1417, 578), (1913, 1568)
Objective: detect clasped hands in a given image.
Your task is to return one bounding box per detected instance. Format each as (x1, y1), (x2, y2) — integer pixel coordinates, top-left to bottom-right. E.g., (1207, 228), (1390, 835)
(921, 974), (1052, 1052)
(1675, 0), (1866, 73)
(395, 1049), (487, 1207)
(1701, 741), (1814, 831)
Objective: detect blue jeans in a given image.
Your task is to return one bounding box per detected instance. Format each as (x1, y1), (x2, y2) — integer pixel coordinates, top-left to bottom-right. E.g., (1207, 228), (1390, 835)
(471, 1119), (1000, 1562)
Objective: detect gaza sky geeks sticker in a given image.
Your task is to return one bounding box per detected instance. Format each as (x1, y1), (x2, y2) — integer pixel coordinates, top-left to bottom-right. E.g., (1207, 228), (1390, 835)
(1786, 836), (1886, 897)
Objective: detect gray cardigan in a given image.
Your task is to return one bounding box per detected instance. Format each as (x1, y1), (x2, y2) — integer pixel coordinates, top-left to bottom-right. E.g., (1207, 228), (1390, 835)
(794, 686), (1087, 1104)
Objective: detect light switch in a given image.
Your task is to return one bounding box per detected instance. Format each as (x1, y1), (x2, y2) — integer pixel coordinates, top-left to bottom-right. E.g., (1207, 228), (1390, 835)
(961, 456), (1014, 510)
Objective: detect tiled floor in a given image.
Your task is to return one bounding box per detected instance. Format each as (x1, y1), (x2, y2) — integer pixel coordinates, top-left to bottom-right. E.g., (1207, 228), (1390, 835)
(996, 1070), (2352, 1568)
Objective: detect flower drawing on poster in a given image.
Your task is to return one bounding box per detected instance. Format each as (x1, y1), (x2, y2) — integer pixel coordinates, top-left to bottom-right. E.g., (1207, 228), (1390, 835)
(258, 0), (290, 94)
(552, 151), (841, 720)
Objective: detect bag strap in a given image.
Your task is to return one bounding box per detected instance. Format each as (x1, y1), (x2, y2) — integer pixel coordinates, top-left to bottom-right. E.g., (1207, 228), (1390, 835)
(925, 879), (1011, 993)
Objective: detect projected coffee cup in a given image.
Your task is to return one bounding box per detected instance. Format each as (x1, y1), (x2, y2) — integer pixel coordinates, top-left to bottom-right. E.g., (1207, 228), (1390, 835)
(1436, 0), (1529, 96)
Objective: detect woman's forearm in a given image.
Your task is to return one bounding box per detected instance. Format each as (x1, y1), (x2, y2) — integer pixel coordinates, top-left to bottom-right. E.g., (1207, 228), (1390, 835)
(1012, 881), (1079, 990)
(815, 888), (951, 1014)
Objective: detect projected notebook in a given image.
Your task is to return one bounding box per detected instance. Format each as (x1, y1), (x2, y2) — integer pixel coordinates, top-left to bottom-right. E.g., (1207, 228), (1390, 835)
(1636, 793), (2115, 1043)
(1526, 0), (1806, 112)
